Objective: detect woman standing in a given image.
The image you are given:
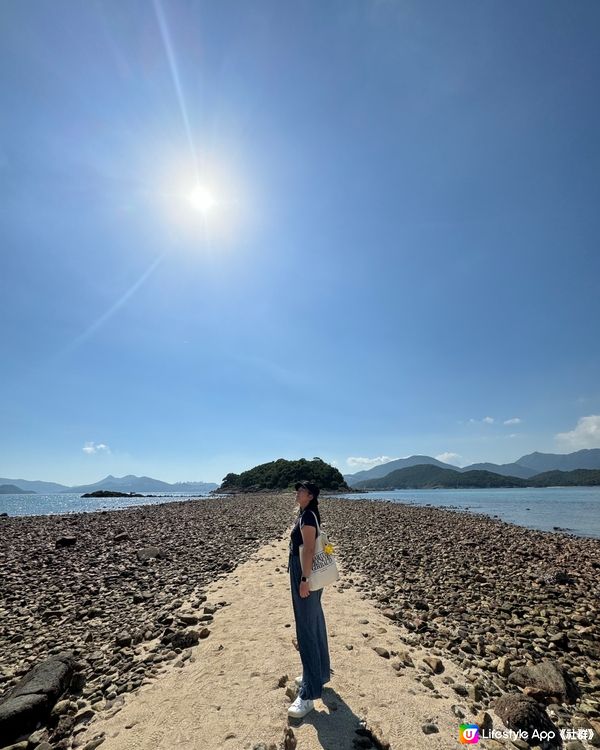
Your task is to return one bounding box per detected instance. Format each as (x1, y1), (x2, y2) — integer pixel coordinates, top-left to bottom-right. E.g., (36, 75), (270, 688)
(287, 480), (331, 719)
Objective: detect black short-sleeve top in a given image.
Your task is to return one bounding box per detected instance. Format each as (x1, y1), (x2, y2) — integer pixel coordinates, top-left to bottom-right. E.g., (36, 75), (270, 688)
(289, 509), (319, 555)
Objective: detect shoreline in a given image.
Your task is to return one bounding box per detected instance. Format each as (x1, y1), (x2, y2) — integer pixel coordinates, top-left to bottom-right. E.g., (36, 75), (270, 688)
(1, 494), (599, 748)
(2, 486), (599, 541)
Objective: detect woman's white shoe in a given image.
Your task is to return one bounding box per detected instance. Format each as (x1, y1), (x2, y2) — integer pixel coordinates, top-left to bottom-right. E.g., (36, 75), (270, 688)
(287, 695), (314, 718)
(294, 674), (303, 687)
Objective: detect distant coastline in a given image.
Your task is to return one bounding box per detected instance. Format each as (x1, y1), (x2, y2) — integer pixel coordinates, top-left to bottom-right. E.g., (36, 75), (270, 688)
(351, 464), (600, 490)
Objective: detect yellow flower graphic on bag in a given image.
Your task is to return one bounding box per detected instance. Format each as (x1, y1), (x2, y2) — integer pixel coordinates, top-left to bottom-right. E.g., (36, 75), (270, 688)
(324, 543), (334, 555)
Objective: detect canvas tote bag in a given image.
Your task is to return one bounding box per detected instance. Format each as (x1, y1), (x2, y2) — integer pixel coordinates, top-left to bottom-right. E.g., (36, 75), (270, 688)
(299, 510), (340, 591)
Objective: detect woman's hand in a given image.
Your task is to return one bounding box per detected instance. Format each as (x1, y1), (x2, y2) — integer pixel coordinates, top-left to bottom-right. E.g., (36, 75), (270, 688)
(299, 580), (311, 598)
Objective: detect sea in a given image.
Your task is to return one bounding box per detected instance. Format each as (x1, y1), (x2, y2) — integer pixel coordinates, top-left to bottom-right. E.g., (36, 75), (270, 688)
(0, 491), (213, 517)
(1, 487), (599, 540)
(334, 487), (600, 540)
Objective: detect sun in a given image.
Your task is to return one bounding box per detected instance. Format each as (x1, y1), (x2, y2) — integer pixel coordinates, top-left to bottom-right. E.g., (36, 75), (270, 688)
(187, 184), (217, 214)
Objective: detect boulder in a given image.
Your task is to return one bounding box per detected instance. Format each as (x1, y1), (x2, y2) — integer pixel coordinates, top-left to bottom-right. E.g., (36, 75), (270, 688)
(0, 653), (75, 744)
(493, 693), (558, 739)
(508, 660), (580, 704)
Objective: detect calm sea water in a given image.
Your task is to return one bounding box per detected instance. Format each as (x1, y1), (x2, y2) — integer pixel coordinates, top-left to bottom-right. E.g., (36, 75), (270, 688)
(2, 487), (599, 539)
(334, 487), (600, 539)
(0, 492), (212, 517)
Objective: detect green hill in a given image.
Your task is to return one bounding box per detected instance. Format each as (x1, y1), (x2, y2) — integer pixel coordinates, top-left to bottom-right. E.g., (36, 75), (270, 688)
(219, 457), (350, 492)
(527, 469), (600, 487)
(352, 464), (600, 490)
(353, 464), (528, 489)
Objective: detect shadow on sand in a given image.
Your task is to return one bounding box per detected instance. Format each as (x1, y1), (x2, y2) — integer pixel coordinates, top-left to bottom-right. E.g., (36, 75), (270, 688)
(288, 686), (382, 749)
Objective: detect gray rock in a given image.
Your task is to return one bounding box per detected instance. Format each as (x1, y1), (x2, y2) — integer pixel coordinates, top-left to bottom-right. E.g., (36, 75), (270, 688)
(170, 630), (200, 649)
(497, 657), (512, 677)
(373, 647), (390, 659)
(136, 546), (163, 562)
(82, 738), (105, 750)
(0, 653), (75, 744)
(115, 632), (132, 648)
(423, 656), (444, 674)
(508, 660), (579, 704)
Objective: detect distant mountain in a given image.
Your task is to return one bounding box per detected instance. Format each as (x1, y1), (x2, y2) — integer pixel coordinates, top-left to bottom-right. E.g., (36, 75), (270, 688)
(345, 449), (600, 486)
(0, 478), (70, 493)
(353, 464), (528, 490)
(526, 469), (600, 487)
(353, 464), (600, 490)
(515, 449), (600, 473)
(0, 484), (33, 494)
(68, 475), (218, 494)
(344, 455), (458, 486)
(0, 474), (217, 495)
(459, 462), (537, 479)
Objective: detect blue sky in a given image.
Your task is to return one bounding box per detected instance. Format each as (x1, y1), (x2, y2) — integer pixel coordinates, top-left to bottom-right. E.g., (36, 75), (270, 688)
(1, 0), (600, 485)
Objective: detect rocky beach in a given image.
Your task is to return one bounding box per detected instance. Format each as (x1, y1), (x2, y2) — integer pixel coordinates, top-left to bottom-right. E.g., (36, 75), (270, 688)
(1, 493), (599, 749)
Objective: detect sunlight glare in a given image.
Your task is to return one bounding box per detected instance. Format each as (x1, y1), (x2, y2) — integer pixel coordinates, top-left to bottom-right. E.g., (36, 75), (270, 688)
(188, 184), (217, 214)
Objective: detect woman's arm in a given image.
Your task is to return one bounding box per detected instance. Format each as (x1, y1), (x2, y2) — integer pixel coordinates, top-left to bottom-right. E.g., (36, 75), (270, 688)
(300, 524), (317, 579)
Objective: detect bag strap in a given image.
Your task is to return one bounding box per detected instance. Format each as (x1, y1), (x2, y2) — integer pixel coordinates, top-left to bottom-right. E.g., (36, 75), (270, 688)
(300, 509), (320, 537)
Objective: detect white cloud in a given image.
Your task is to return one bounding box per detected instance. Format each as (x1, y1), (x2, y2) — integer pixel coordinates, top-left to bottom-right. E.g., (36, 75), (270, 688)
(468, 417), (494, 424)
(346, 456), (399, 469)
(504, 417), (522, 425)
(435, 452), (462, 466)
(555, 415), (600, 449)
(83, 441), (111, 455)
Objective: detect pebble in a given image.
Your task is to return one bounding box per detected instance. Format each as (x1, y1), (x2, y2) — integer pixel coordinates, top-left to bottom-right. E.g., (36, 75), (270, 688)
(2, 493), (599, 747)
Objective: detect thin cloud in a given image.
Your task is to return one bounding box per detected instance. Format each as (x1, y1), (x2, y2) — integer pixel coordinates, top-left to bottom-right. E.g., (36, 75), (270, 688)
(504, 417), (522, 425)
(468, 417), (494, 424)
(435, 452), (462, 466)
(83, 441), (111, 455)
(346, 456), (399, 469)
(555, 415), (600, 449)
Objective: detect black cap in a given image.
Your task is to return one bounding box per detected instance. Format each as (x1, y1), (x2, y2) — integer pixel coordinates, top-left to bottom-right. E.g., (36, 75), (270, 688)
(294, 480), (320, 499)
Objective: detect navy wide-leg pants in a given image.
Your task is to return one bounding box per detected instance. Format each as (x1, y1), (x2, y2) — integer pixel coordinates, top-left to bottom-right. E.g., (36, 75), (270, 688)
(288, 552), (331, 700)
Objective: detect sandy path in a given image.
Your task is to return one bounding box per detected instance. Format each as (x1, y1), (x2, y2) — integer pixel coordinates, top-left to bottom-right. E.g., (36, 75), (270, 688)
(77, 529), (471, 750)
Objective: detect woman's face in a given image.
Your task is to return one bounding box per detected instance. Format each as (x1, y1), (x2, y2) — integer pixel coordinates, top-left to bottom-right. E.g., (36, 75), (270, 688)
(295, 487), (313, 509)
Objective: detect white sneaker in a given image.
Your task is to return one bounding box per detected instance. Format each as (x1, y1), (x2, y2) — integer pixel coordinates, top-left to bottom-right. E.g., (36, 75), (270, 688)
(294, 674), (303, 687)
(287, 695), (314, 719)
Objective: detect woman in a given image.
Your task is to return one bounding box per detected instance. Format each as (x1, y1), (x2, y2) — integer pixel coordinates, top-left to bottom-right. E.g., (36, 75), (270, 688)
(287, 479), (331, 719)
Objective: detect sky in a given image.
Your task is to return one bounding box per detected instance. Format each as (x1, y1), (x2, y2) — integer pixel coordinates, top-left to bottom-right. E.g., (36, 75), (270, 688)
(1, 0), (600, 486)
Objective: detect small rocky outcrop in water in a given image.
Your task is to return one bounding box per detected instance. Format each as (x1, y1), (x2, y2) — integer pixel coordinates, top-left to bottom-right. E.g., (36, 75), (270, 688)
(82, 490), (145, 498)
